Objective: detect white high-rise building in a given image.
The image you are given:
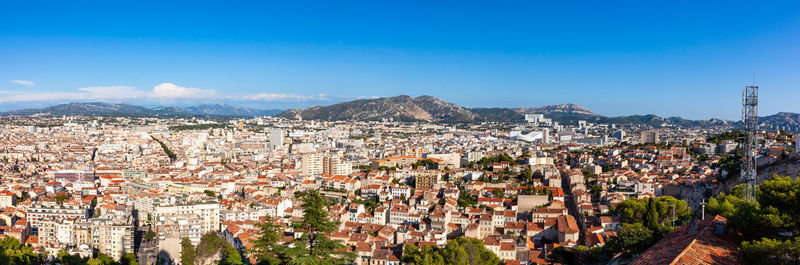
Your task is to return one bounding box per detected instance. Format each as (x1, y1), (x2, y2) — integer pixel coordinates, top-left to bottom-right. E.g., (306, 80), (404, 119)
(796, 133), (799, 153)
(154, 202), (220, 235)
(641, 130), (659, 144)
(323, 155), (352, 176)
(301, 152), (325, 175)
(269, 129), (283, 150)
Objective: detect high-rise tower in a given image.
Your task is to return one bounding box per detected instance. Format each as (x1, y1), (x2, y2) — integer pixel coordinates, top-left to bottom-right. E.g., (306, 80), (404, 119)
(270, 128), (284, 150)
(741, 85), (758, 202)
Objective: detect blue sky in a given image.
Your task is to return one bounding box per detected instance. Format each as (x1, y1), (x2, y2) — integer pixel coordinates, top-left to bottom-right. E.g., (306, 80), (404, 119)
(1, 1), (799, 119)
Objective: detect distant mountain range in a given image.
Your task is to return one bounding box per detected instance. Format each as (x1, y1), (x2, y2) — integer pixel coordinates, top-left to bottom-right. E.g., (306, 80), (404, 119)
(0, 102), (283, 117)
(3, 97), (799, 129)
(280, 95), (480, 122)
(279, 95), (745, 127)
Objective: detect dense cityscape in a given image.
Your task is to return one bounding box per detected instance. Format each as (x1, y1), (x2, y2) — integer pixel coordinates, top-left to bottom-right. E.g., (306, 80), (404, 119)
(1, 102), (799, 264)
(3, 1), (800, 264)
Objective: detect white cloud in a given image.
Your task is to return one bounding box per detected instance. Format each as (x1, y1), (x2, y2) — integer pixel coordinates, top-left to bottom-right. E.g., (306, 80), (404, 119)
(10, 80), (34, 87)
(0, 82), (366, 105)
(151, 83), (216, 99)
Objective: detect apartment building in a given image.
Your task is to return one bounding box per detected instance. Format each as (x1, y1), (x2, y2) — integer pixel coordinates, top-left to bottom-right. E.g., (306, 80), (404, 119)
(91, 217), (135, 261)
(410, 169), (441, 189)
(301, 152), (324, 175)
(323, 155), (352, 176)
(0, 190), (16, 207)
(154, 202), (220, 234)
(27, 204), (89, 230)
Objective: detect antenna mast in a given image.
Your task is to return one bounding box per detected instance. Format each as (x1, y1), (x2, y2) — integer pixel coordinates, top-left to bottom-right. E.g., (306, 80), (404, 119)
(742, 84), (759, 202)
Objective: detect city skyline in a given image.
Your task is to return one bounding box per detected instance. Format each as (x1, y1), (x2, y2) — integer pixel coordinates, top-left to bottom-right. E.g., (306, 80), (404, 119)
(3, 2), (800, 264)
(2, 1), (800, 119)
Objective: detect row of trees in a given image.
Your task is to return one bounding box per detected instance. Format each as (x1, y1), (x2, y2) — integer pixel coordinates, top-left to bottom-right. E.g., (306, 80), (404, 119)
(604, 196), (690, 258)
(467, 153), (517, 170)
(56, 250), (137, 265)
(151, 136), (177, 161)
(706, 175), (800, 264)
(411, 159), (439, 170)
(577, 174), (800, 264)
(400, 237), (501, 265)
(0, 236), (137, 265)
(549, 196), (693, 263)
(250, 190), (356, 265)
(0, 237), (40, 265)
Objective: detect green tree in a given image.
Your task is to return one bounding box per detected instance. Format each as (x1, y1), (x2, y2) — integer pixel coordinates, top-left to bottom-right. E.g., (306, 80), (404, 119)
(611, 197), (691, 226)
(457, 188), (477, 208)
(87, 259), (105, 265)
(705, 175), (800, 262)
(181, 237), (196, 265)
(587, 181), (602, 197)
(57, 249), (87, 265)
(740, 237), (800, 265)
(644, 198), (659, 230)
(706, 179), (794, 240)
(120, 253), (138, 265)
(251, 217), (285, 265)
(145, 226), (157, 241)
(196, 233), (230, 263)
(756, 175), (800, 231)
(491, 188), (504, 198)
(520, 168), (533, 180)
(402, 244), (445, 265)
(284, 190), (355, 265)
(402, 237), (500, 265)
(55, 194), (68, 204)
(221, 245), (243, 265)
(605, 223), (656, 257)
(0, 236), (41, 265)
(90, 253), (114, 265)
(13, 192), (30, 205)
(411, 159), (438, 170)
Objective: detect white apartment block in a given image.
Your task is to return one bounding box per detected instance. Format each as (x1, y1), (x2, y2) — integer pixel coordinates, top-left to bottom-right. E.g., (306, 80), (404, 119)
(154, 202), (220, 234)
(301, 152), (324, 175)
(27, 205), (89, 229)
(91, 218), (135, 261)
(0, 190), (16, 208)
(323, 155), (352, 176)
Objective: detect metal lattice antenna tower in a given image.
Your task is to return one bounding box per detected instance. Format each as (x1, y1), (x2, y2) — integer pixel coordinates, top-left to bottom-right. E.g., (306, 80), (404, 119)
(742, 85), (758, 202)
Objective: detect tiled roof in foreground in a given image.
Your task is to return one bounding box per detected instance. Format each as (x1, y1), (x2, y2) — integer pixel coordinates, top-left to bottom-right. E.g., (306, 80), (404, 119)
(632, 215), (745, 265)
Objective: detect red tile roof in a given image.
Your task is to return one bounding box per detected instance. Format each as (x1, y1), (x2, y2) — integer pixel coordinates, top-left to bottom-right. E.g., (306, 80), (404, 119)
(631, 215), (744, 265)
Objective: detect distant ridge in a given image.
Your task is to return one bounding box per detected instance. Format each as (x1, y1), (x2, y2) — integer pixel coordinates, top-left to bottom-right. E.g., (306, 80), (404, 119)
(512, 103), (598, 116)
(280, 95), (479, 122)
(2, 97), (798, 129)
(280, 95), (615, 123)
(0, 102), (283, 117)
(279, 95), (799, 127)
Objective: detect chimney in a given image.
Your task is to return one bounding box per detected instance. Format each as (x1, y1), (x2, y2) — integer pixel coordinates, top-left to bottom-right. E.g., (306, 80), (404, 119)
(714, 220), (726, 235)
(688, 220), (697, 234)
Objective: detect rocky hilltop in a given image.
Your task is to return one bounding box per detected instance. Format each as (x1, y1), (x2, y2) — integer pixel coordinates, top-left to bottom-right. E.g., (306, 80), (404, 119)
(761, 112), (800, 128)
(512, 103), (598, 116)
(281, 95), (626, 123)
(279, 95), (799, 127)
(280, 95), (478, 122)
